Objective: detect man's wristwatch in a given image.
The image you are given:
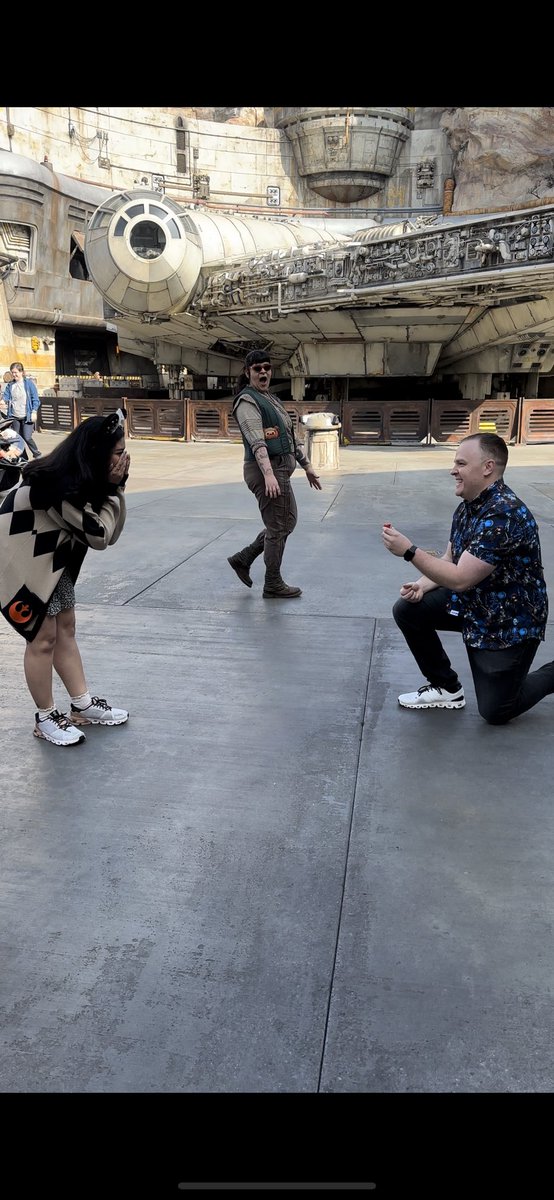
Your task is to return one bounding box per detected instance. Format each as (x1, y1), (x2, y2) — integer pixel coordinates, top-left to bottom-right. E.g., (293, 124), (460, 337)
(403, 544), (418, 562)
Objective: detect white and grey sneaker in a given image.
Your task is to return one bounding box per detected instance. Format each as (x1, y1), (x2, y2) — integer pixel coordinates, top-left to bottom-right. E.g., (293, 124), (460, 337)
(70, 696), (129, 726)
(34, 709), (86, 745)
(398, 684), (465, 710)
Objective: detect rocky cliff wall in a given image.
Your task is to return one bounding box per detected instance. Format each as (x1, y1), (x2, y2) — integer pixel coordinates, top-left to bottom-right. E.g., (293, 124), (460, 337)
(440, 107), (554, 212)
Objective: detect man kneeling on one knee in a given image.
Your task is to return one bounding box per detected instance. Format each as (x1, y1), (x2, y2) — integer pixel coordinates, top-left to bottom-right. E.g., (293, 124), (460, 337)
(382, 433), (554, 725)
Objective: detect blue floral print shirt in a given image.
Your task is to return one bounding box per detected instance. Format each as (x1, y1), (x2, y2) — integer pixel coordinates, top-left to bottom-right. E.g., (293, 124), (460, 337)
(447, 479), (548, 649)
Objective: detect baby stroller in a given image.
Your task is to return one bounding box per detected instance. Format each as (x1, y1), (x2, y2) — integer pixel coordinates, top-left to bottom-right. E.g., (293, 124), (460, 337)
(0, 419), (27, 502)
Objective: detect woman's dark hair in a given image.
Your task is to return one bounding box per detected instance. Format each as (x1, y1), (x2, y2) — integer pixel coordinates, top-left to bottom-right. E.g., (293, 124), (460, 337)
(22, 411), (126, 509)
(234, 348), (271, 397)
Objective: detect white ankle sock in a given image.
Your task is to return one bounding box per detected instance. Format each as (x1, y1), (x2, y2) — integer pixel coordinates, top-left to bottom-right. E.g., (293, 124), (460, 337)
(38, 706), (56, 721)
(71, 691), (91, 709)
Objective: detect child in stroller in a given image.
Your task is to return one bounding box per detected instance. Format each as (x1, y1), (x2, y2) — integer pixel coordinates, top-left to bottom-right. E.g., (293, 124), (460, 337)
(0, 419), (27, 500)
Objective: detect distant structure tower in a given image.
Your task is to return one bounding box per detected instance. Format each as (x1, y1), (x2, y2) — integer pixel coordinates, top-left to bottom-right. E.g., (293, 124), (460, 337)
(274, 107), (413, 202)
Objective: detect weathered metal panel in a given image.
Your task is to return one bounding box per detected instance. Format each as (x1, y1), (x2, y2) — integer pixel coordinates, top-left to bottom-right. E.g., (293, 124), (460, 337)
(302, 343), (367, 376)
(431, 398), (518, 444)
(519, 399), (554, 443)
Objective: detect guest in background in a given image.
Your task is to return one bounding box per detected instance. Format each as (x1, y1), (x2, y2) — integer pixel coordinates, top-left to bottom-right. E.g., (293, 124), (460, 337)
(0, 369), (12, 403)
(2, 361), (42, 458)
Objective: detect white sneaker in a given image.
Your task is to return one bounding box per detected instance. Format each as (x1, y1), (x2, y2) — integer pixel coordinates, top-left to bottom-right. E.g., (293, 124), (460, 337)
(34, 709), (86, 745)
(70, 696), (129, 726)
(398, 684), (465, 709)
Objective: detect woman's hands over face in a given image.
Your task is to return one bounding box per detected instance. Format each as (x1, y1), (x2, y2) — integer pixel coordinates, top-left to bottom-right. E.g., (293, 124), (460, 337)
(108, 448), (130, 486)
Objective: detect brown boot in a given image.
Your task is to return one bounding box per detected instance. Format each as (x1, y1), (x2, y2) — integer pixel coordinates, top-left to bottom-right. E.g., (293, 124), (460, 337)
(263, 579), (302, 598)
(228, 554), (252, 588)
(228, 532), (265, 588)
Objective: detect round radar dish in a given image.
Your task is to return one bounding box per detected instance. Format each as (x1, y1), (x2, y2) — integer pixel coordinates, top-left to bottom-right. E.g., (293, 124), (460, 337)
(85, 190), (203, 316)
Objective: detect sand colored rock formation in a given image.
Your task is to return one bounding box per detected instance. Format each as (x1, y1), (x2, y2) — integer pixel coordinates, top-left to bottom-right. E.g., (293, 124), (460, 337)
(440, 107), (554, 211)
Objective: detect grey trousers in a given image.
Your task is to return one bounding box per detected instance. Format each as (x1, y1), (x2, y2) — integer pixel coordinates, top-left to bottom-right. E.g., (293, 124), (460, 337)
(243, 453), (297, 581)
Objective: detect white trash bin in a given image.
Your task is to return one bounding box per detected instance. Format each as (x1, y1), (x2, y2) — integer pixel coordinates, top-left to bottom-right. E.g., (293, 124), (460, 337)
(301, 412), (341, 470)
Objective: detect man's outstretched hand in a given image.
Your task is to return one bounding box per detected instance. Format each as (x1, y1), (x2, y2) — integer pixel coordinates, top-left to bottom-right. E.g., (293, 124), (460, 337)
(382, 522), (411, 557)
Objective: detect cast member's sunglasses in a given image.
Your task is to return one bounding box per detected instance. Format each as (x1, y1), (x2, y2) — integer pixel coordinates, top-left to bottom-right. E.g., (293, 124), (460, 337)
(250, 363), (271, 372)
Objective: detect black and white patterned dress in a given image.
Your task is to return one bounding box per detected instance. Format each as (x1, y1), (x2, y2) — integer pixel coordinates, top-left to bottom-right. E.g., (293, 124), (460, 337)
(0, 481), (126, 641)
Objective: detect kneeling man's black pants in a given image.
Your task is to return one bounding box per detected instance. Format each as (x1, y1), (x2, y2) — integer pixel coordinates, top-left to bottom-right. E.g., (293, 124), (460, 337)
(393, 587), (554, 724)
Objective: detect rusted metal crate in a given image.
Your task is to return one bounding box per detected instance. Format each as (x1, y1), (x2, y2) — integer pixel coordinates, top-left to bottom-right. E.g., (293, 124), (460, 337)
(342, 400), (429, 445)
(431, 399), (518, 444)
(518, 399), (554, 444)
(186, 399), (340, 442)
(36, 395), (75, 433)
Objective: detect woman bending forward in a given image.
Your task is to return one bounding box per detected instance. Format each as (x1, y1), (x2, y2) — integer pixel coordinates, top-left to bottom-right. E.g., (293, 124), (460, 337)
(0, 410), (130, 746)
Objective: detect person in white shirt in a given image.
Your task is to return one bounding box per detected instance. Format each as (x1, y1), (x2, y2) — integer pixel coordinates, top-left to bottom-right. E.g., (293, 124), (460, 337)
(2, 361), (42, 458)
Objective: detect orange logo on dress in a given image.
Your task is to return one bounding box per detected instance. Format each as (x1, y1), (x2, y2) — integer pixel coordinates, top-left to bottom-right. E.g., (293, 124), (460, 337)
(9, 601), (33, 624)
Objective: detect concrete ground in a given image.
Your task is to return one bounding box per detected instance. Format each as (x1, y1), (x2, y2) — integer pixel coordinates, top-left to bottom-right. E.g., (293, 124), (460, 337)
(2, 429), (554, 1096)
